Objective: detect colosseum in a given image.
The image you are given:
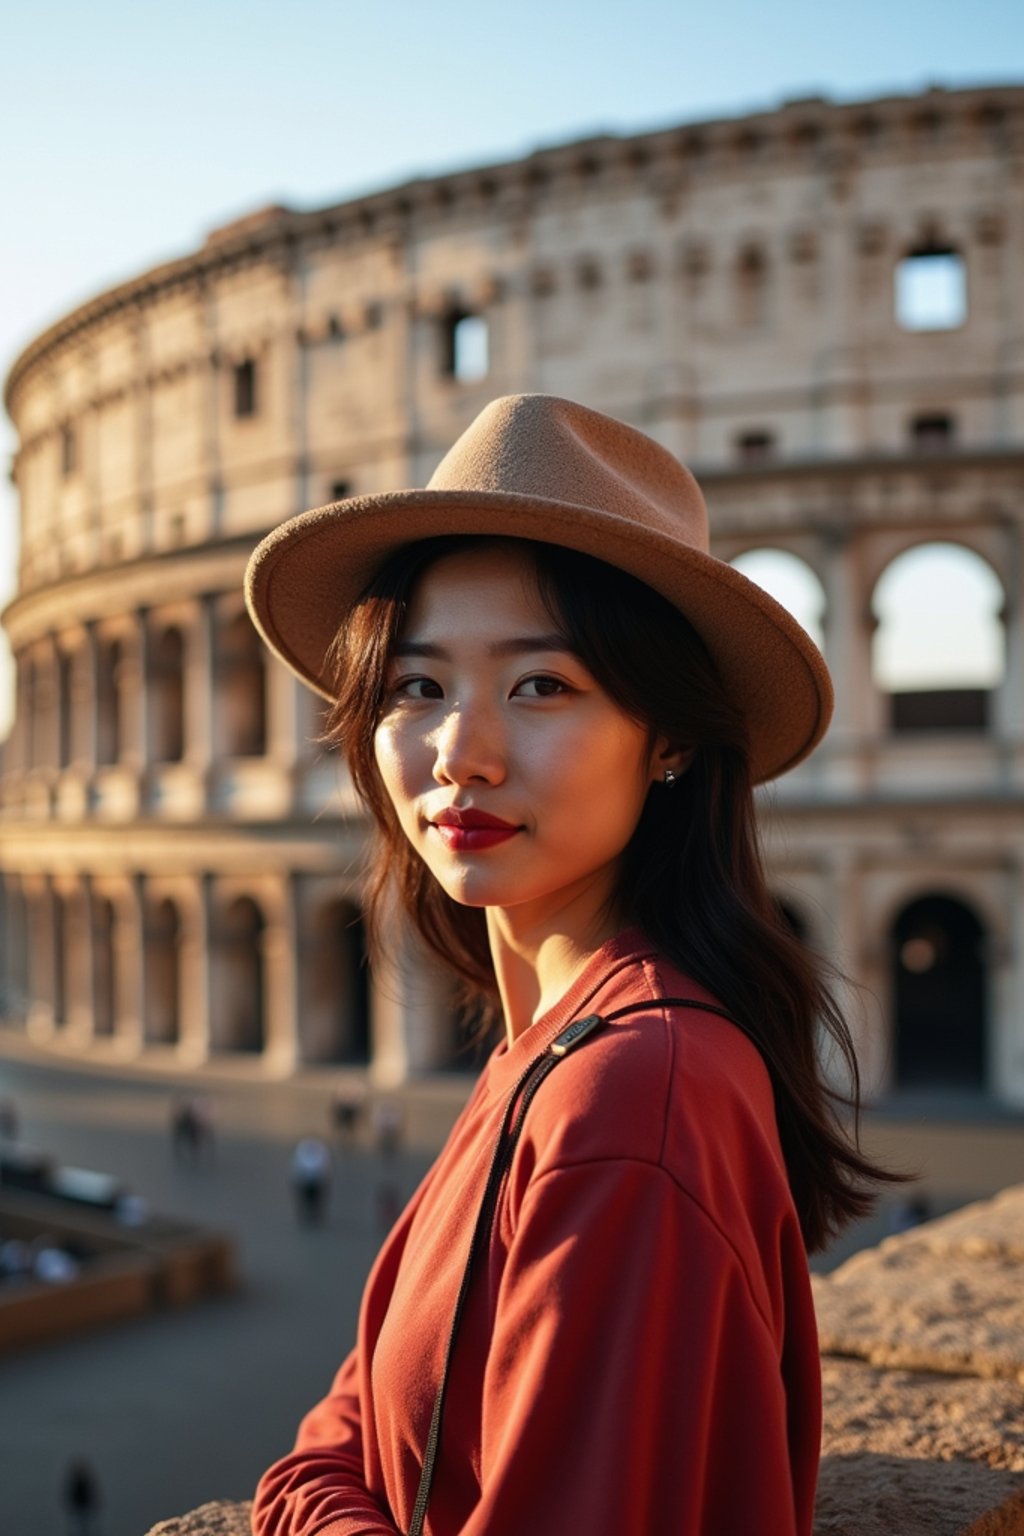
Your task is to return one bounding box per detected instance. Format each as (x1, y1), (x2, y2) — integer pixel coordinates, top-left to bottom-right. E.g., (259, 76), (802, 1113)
(2, 82), (1023, 1106)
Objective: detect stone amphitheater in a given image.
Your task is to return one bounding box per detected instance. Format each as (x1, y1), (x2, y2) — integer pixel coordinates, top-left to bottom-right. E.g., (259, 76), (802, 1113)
(2, 81), (1023, 1104)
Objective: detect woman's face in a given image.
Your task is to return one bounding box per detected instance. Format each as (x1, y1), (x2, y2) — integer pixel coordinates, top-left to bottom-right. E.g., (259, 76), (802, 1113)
(372, 544), (675, 933)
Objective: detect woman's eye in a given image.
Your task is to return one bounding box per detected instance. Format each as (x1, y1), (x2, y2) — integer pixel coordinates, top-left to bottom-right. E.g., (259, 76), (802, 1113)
(392, 676), (442, 700)
(515, 674), (568, 698)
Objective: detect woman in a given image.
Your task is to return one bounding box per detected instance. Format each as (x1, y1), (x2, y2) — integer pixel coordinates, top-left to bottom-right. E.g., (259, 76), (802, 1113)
(244, 394), (898, 1536)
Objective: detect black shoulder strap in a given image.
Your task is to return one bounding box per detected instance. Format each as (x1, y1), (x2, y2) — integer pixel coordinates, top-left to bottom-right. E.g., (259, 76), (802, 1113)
(407, 995), (737, 1536)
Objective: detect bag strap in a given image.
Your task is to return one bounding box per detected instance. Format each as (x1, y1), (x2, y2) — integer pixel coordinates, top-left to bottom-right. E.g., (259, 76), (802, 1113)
(407, 995), (737, 1536)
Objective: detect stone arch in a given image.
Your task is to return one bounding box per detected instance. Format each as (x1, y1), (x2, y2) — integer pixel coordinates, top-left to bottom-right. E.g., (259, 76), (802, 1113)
(1, 878), (29, 1018)
(215, 611), (267, 759)
(871, 542), (1004, 731)
(57, 647), (74, 770)
(211, 895), (265, 1053)
(151, 626), (185, 763)
(96, 636), (124, 765)
(63, 884), (93, 1033)
(92, 894), (116, 1036)
(730, 547), (827, 651)
(145, 897), (181, 1045)
(890, 892), (988, 1091)
(300, 899), (371, 1065)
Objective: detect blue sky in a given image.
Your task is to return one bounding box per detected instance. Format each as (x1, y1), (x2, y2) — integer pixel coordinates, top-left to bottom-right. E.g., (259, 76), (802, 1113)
(1, 0), (1021, 733)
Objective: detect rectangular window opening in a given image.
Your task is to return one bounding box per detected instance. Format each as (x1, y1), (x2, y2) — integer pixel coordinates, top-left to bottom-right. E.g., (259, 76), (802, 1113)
(735, 430), (776, 465)
(910, 413), (955, 453)
(442, 312), (489, 383)
(233, 359), (258, 418)
(895, 250), (967, 332)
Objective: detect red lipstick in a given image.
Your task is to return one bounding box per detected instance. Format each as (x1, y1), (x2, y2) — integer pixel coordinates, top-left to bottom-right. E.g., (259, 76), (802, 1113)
(431, 807), (521, 852)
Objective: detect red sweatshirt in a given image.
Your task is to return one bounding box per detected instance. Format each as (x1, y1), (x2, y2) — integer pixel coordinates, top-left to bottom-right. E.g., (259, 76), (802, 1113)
(253, 929), (821, 1536)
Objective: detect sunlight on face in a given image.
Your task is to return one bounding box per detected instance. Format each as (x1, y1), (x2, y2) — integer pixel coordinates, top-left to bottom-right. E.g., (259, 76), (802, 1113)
(372, 544), (667, 934)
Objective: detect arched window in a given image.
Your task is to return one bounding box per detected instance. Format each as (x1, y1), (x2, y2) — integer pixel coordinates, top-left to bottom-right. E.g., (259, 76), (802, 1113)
(145, 898), (181, 1045)
(215, 897), (265, 1053)
(57, 650), (74, 770)
(93, 896), (116, 1037)
(736, 245), (769, 328)
(891, 894), (987, 1091)
(872, 543), (1004, 731)
(96, 639), (123, 765)
(730, 548), (826, 652)
(216, 613), (267, 758)
(301, 900), (371, 1065)
(152, 628), (185, 763)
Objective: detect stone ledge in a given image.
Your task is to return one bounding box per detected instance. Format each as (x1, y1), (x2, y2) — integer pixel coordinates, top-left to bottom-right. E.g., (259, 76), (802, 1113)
(146, 1186), (1024, 1536)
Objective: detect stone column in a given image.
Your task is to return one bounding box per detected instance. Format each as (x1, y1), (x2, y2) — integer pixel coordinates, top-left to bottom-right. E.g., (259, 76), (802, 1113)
(113, 875), (145, 1054)
(369, 914), (455, 1086)
(35, 634), (61, 772)
(134, 316), (154, 554)
(820, 529), (880, 777)
(997, 859), (1024, 1109)
(185, 594), (216, 792)
(26, 876), (57, 1039)
(262, 874), (300, 1074)
(200, 279), (224, 540)
(994, 528), (1024, 784)
(66, 876), (96, 1041)
(178, 872), (213, 1065)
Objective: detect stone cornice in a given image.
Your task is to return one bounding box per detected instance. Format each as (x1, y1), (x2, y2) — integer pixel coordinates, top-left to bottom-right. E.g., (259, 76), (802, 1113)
(0, 535), (257, 649)
(5, 82), (1023, 414)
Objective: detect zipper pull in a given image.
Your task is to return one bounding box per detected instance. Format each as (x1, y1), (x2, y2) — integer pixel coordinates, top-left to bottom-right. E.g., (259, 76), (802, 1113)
(549, 1013), (605, 1058)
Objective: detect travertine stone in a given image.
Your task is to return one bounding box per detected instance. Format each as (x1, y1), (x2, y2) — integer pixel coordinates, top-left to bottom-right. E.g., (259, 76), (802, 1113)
(4, 85), (1024, 1101)
(821, 1359), (1024, 1470)
(812, 1248), (1024, 1378)
(146, 1501), (251, 1536)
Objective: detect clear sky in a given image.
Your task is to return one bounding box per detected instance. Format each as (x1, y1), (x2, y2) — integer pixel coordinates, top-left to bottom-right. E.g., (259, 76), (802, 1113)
(1, 0), (1021, 735)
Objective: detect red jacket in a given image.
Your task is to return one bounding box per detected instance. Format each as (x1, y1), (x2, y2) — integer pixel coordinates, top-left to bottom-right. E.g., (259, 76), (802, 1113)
(253, 929), (821, 1535)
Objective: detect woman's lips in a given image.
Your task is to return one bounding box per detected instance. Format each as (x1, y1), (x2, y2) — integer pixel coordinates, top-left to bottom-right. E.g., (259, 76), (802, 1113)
(433, 824), (521, 852)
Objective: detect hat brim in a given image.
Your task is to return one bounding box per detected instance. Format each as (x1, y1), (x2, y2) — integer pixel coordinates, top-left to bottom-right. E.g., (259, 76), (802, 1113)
(244, 487), (833, 785)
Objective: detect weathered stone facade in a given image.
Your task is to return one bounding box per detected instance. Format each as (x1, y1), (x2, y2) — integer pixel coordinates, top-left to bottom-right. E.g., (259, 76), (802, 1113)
(2, 83), (1024, 1098)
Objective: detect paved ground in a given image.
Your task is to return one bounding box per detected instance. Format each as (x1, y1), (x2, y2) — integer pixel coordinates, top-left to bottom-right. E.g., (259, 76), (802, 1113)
(2, 1027), (1024, 1536)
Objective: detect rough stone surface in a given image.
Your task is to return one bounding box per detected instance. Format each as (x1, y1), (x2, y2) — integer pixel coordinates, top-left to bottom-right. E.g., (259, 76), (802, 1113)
(146, 1501), (252, 1536)
(146, 1187), (1024, 1535)
(812, 1246), (1024, 1379)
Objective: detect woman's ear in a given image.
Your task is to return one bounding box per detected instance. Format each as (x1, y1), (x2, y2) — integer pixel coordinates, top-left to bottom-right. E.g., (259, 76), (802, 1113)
(649, 741), (696, 785)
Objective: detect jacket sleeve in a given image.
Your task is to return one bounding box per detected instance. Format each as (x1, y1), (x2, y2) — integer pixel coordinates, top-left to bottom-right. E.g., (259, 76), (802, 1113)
(463, 1157), (804, 1536)
(250, 1347), (400, 1536)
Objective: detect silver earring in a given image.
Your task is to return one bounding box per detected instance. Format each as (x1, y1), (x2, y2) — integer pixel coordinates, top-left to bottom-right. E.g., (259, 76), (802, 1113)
(664, 768), (679, 787)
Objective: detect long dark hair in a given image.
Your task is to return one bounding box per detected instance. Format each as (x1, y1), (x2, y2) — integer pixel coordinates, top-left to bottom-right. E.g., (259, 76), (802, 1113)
(322, 534), (905, 1252)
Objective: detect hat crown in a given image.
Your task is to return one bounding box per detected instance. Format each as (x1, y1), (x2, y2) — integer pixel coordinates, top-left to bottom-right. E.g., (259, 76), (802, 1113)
(426, 394), (710, 552)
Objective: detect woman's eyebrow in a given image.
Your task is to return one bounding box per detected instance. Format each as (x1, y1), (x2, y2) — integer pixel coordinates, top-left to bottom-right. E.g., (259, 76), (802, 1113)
(393, 634), (575, 659)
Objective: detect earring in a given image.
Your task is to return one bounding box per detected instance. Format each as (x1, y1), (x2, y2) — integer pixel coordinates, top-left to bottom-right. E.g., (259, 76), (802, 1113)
(663, 768), (679, 787)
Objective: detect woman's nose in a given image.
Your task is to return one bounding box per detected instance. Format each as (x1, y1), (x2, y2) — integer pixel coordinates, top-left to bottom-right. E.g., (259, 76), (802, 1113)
(431, 704), (506, 786)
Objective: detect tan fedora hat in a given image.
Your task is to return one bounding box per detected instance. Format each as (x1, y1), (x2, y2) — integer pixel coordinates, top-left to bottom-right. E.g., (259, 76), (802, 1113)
(244, 393), (832, 783)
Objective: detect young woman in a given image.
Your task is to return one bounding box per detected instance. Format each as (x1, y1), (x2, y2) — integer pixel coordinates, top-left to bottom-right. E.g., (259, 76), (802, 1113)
(244, 394), (898, 1536)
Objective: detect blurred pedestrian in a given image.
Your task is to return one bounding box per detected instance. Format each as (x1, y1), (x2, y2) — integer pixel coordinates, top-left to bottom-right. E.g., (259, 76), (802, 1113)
(62, 1457), (101, 1536)
(370, 1099), (403, 1161)
(171, 1095), (216, 1168)
(170, 1097), (200, 1166)
(290, 1137), (331, 1226)
(329, 1087), (365, 1147)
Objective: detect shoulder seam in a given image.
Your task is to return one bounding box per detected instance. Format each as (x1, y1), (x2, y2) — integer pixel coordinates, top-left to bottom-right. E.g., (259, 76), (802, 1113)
(519, 1155), (777, 1337)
